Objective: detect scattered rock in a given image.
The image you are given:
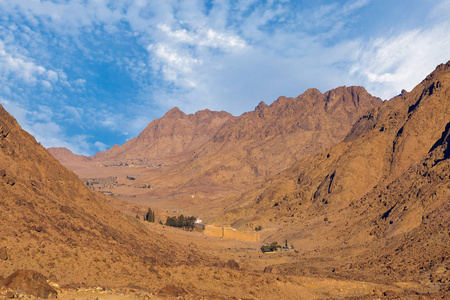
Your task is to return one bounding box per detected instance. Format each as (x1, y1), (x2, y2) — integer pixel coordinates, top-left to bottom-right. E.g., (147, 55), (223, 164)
(2, 270), (57, 298)
(225, 259), (240, 270)
(383, 290), (399, 299)
(157, 284), (188, 297)
(0, 247), (8, 260)
(5, 291), (15, 298)
(6, 177), (15, 186)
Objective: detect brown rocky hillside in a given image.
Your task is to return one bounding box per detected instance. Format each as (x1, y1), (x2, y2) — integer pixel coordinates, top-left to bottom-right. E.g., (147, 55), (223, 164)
(178, 86), (383, 190)
(0, 103), (202, 288)
(2, 103), (423, 299)
(219, 61), (450, 294)
(49, 86), (382, 217)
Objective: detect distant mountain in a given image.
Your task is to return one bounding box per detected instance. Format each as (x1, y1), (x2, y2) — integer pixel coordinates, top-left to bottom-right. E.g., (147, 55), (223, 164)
(87, 86), (382, 199)
(47, 147), (91, 163)
(93, 108), (235, 162)
(220, 61), (450, 292)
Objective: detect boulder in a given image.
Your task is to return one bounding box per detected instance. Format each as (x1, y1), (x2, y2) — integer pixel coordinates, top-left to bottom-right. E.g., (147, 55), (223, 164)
(1, 270), (57, 298)
(158, 284), (188, 297)
(225, 259), (240, 270)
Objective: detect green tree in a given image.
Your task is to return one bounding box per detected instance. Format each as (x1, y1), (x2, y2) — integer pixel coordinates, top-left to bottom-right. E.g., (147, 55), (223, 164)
(145, 208), (155, 223)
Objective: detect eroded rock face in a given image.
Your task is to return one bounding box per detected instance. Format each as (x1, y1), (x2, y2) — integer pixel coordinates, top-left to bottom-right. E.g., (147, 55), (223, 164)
(1, 270), (57, 298)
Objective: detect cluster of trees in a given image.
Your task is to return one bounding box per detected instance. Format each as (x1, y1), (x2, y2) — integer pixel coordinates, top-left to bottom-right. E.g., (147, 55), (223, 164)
(165, 215), (196, 230)
(261, 241), (281, 253)
(260, 240), (291, 253)
(144, 208), (155, 223)
(138, 208), (198, 230)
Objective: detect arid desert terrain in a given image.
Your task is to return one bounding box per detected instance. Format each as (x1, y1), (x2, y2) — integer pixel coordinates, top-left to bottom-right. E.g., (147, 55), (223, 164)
(2, 62), (450, 299)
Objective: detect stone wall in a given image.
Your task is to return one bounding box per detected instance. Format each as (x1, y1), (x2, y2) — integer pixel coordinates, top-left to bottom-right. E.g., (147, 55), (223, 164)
(204, 225), (223, 238)
(201, 224), (260, 242)
(223, 227), (260, 242)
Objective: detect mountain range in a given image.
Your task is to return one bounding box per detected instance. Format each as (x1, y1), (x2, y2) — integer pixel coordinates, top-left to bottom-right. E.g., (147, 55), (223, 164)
(49, 85), (383, 215)
(16, 60), (450, 298)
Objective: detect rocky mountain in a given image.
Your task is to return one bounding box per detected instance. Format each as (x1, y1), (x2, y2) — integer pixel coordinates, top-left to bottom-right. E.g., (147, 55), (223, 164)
(79, 86), (382, 206)
(178, 86), (383, 189)
(93, 108), (235, 162)
(219, 61), (450, 293)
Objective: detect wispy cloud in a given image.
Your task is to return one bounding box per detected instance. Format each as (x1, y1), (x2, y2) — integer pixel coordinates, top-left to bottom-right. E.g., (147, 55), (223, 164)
(0, 41), (66, 88)
(350, 22), (450, 99)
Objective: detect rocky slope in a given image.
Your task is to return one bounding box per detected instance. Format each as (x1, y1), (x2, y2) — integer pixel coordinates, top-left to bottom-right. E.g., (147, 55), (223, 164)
(49, 86), (382, 216)
(219, 61), (450, 293)
(0, 103), (203, 288)
(177, 86), (383, 189)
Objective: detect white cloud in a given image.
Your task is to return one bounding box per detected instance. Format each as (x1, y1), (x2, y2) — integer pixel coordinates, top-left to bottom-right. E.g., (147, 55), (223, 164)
(0, 40), (68, 89)
(157, 24), (246, 50)
(350, 22), (450, 99)
(150, 43), (201, 79)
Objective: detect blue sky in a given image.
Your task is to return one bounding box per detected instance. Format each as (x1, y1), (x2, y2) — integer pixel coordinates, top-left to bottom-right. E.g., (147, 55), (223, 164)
(0, 0), (449, 155)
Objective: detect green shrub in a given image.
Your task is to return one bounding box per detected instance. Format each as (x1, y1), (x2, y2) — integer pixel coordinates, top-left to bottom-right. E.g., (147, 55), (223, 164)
(260, 242), (280, 253)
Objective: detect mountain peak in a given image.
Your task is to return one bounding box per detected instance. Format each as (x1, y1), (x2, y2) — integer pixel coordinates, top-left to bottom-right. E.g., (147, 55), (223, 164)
(255, 101), (267, 111)
(164, 106), (186, 118)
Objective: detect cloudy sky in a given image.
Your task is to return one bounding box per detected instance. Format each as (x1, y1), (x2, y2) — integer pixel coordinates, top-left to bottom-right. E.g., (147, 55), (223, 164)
(0, 0), (449, 155)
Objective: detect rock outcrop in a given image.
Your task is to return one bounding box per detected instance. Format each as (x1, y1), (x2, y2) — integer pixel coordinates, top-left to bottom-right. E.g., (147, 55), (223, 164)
(1, 270), (57, 298)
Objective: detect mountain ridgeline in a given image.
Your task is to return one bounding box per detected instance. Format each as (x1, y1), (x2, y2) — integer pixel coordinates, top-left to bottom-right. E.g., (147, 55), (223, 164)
(53, 86), (383, 199)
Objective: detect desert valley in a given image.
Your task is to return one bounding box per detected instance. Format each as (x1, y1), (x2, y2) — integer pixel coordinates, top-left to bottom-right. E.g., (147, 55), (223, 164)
(0, 60), (449, 299)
